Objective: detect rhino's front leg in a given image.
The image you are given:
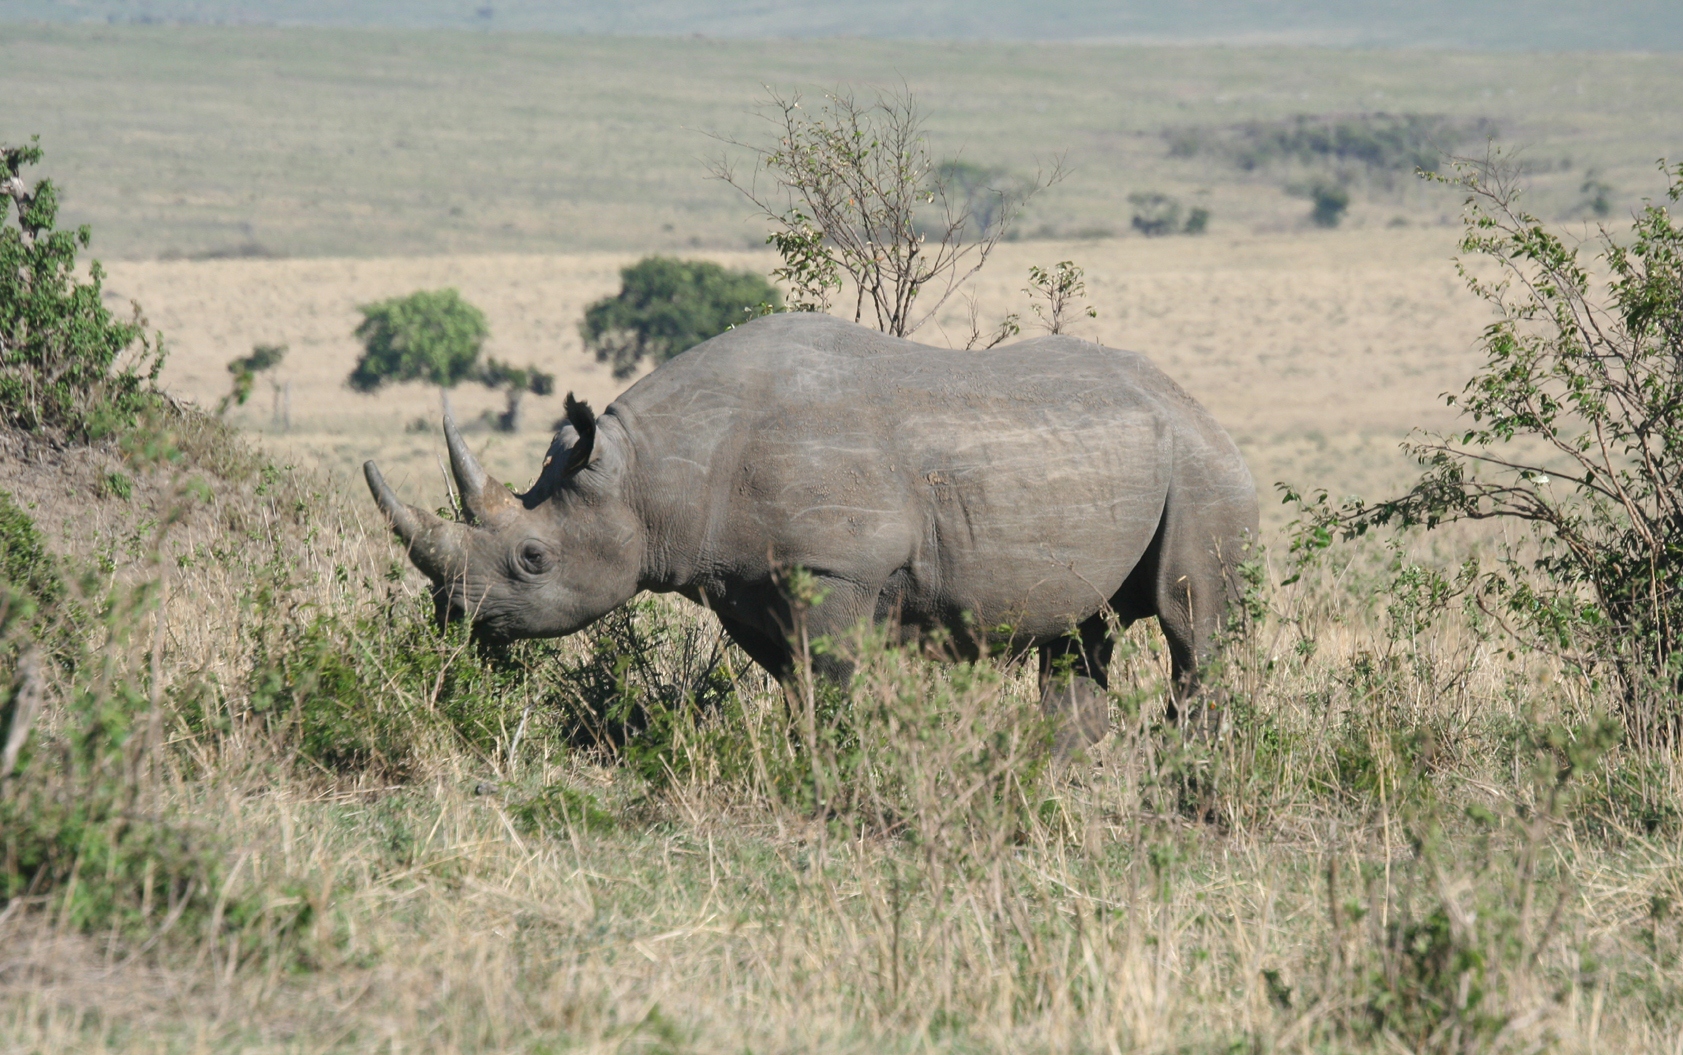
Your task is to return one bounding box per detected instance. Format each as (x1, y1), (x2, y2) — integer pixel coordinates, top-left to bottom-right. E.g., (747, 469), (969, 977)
(1037, 614), (1116, 761)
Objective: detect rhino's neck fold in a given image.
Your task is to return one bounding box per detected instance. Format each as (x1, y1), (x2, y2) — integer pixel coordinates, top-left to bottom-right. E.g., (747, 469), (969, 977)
(606, 403), (718, 599)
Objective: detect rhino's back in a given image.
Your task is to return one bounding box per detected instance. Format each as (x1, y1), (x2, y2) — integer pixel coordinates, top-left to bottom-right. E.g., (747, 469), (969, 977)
(612, 314), (1248, 634)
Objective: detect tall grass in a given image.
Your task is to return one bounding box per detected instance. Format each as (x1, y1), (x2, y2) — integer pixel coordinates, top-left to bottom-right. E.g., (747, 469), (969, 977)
(2, 420), (1681, 1053)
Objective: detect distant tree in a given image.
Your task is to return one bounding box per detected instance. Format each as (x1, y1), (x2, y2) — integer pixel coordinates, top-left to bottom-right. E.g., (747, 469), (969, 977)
(218, 342), (285, 417)
(1129, 192), (1183, 237)
(1578, 172), (1615, 218)
(937, 160), (1032, 241)
(1130, 193), (1209, 237)
(478, 356), (554, 433)
(1310, 182), (1350, 228)
(348, 289), (488, 394)
(350, 288), (552, 431)
(581, 256), (780, 380)
(710, 86), (1060, 337)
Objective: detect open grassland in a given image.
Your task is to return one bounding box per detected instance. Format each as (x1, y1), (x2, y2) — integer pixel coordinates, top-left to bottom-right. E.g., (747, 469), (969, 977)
(4, 25), (1683, 259)
(6, 25), (1683, 1053)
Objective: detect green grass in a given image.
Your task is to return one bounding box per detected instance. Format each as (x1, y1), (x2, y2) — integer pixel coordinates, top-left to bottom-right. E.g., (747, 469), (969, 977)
(4, 25), (1682, 259)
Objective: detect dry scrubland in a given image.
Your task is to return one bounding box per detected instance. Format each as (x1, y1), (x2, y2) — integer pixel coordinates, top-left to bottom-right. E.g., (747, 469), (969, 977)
(106, 227), (1489, 528)
(3, 224), (1681, 1053)
(4, 23), (1683, 1055)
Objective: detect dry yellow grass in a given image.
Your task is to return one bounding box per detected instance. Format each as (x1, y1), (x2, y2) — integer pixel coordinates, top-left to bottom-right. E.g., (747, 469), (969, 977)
(105, 225), (1490, 528)
(10, 222), (1674, 1055)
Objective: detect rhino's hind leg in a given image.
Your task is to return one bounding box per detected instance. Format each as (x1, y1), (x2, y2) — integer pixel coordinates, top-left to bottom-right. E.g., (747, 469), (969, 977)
(1153, 521), (1250, 739)
(1037, 615), (1115, 761)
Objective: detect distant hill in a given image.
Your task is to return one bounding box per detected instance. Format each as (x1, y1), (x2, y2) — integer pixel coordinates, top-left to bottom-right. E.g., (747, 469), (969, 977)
(8, 0), (1682, 51)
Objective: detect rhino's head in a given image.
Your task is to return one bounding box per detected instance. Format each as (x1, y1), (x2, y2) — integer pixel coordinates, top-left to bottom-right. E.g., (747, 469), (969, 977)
(363, 395), (643, 642)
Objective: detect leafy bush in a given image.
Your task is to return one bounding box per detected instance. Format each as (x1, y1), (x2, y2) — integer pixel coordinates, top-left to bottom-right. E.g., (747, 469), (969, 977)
(0, 489), (62, 631)
(1289, 157), (1683, 739)
(580, 256), (780, 379)
(0, 495), (273, 949)
(0, 138), (165, 436)
(348, 288), (488, 393)
(1310, 181), (1351, 227)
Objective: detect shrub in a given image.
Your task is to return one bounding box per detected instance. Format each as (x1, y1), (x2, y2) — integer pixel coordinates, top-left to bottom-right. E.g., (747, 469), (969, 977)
(580, 256), (781, 379)
(1022, 260), (1096, 334)
(476, 356), (554, 432)
(1310, 182), (1351, 227)
(1129, 191), (1183, 236)
(0, 489), (62, 631)
(0, 138), (165, 436)
(218, 342), (286, 417)
(0, 495), (273, 949)
(1288, 156), (1683, 740)
(711, 86), (1056, 335)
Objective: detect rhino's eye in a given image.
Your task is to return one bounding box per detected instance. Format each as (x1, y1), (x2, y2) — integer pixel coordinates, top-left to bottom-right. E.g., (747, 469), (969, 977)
(518, 541), (551, 575)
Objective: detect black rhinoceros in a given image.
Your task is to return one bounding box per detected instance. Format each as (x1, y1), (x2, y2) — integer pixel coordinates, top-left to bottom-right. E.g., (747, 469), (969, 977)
(365, 313), (1258, 748)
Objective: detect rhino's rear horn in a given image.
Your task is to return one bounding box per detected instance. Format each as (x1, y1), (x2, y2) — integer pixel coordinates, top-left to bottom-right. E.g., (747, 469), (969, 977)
(444, 408), (517, 525)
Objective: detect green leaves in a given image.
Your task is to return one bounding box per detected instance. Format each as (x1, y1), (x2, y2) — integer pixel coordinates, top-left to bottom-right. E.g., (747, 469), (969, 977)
(1284, 154), (1683, 734)
(348, 288), (488, 392)
(580, 256), (781, 379)
(0, 138), (164, 436)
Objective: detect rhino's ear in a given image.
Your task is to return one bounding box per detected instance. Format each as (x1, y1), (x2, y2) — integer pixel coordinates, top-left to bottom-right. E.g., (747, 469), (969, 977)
(559, 393), (596, 477)
(523, 393), (599, 505)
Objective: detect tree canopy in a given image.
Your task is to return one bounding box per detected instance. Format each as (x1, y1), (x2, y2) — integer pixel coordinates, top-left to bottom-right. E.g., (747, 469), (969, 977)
(581, 256), (780, 379)
(348, 288), (488, 392)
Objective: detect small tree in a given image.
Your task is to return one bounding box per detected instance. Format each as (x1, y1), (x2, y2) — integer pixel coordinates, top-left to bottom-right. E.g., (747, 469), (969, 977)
(350, 288), (553, 431)
(1023, 261), (1097, 335)
(0, 138), (163, 436)
(581, 256), (780, 379)
(478, 357), (555, 432)
(711, 86), (1058, 337)
(218, 342), (285, 417)
(348, 289), (488, 394)
(1289, 156), (1683, 740)
(1309, 182), (1351, 228)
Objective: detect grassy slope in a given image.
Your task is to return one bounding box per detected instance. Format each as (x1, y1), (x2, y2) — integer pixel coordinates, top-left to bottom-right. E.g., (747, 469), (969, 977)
(0, 409), (1679, 1053)
(3, 25), (1681, 259)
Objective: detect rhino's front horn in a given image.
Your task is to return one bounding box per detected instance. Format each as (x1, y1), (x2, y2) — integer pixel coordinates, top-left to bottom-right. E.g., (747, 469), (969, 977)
(444, 409), (518, 525)
(364, 461), (469, 583)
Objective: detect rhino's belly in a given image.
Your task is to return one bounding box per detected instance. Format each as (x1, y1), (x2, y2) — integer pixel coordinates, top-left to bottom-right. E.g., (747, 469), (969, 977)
(887, 416), (1172, 639)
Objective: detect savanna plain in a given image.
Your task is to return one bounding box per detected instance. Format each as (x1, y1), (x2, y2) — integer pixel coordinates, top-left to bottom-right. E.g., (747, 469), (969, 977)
(4, 25), (1683, 1055)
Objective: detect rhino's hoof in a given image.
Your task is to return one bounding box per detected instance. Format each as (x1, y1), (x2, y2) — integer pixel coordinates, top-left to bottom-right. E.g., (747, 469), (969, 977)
(1040, 675), (1111, 764)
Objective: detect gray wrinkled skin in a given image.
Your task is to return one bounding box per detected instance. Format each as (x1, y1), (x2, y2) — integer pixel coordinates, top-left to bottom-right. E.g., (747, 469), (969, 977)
(366, 313), (1260, 750)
